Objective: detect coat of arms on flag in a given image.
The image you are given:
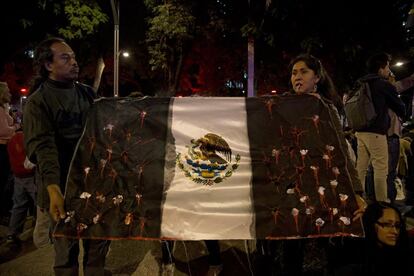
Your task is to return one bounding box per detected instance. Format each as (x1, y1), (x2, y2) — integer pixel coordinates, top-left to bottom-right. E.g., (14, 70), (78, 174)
(54, 95), (363, 240)
(176, 133), (241, 185)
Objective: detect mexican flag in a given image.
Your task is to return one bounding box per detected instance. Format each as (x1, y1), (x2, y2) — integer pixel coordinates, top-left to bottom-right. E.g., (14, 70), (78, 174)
(54, 95), (363, 240)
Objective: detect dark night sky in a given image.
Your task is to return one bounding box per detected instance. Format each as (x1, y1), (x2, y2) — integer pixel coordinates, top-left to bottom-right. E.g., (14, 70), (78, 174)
(1, 1), (414, 95)
(1, 1), (412, 60)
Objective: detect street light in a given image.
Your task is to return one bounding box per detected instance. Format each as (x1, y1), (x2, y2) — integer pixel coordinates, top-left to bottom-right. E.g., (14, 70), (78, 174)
(110, 0), (120, 97)
(394, 61), (405, 67)
(121, 51), (130, 58)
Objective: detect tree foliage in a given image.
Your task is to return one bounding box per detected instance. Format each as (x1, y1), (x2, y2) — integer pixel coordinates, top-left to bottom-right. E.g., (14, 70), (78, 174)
(9, 0), (111, 93)
(58, 0), (109, 39)
(34, 0), (108, 40)
(144, 0), (195, 95)
(2, 0), (412, 98)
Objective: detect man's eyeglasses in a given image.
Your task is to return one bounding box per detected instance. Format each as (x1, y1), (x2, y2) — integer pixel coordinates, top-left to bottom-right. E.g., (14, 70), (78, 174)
(376, 221), (402, 230)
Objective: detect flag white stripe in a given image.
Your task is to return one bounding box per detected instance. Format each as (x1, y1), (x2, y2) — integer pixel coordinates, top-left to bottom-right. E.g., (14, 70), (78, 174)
(161, 97), (254, 239)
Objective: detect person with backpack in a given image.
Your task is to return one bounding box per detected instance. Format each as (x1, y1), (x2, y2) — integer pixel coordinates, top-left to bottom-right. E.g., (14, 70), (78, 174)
(23, 37), (111, 275)
(363, 71), (413, 203)
(6, 124), (36, 246)
(353, 52), (405, 202)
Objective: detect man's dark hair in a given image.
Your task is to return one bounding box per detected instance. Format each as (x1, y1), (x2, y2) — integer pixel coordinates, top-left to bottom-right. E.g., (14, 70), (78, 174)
(29, 37), (66, 94)
(366, 52), (391, 74)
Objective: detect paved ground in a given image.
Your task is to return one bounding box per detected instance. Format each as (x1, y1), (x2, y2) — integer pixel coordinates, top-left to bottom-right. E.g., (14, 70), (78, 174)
(0, 218), (256, 276)
(0, 212), (413, 276)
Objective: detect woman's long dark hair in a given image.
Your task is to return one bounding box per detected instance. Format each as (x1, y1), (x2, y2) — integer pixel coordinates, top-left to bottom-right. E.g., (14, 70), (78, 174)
(288, 54), (343, 113)
(361, 201), (409, 274)
(362, 201), (408, 251)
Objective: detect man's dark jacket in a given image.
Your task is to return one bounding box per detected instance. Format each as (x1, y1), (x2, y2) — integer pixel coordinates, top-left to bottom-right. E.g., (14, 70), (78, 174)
(23, 78), (95, 208)
(358, 74), (406, 135)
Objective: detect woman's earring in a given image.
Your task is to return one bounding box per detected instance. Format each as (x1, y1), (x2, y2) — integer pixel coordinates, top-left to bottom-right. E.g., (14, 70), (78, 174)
(313, 84), (318, 92)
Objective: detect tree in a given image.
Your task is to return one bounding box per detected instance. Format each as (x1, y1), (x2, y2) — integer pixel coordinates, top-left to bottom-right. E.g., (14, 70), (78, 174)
(241, 0), (282, 96)
(3, 0), (110, 92)
(144, 0), (195, 96)
(56, 0), (109, 39)
(39, 0), (109, 91)
(243, 0), (411, 94)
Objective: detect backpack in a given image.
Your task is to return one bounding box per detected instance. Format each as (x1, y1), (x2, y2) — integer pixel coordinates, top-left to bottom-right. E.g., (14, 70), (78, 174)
(344, 80), (377, 131)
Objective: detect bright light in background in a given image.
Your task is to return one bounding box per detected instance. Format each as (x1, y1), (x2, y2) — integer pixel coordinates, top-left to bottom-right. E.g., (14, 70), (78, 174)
(271, 90), (277, 94)
(394, 61), (404, 67)
(25, 49), (34, 58)
(122, 51), (130, 58)
(20, 88), (28, 95)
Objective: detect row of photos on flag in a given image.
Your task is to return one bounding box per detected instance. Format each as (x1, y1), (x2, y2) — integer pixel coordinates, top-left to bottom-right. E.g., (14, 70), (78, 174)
(55, 95), (363, 240)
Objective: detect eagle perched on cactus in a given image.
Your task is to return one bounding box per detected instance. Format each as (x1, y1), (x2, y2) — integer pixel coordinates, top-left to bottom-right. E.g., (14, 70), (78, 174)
(190, 133), (232, 164)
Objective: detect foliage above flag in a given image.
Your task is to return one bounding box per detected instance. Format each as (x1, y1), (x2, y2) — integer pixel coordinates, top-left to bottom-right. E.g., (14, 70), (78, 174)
(54, 95), (363, 240)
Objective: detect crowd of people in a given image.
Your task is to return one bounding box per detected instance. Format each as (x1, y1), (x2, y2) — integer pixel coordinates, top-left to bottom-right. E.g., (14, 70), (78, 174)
(0, 37), (413, 276)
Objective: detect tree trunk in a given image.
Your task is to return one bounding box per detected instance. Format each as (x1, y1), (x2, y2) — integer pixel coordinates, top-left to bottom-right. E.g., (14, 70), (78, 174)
(247, 34), (255, 97)
(173, 48), (183, 95)
(167, 47), (175, 96)
(93, 56), (105, 94)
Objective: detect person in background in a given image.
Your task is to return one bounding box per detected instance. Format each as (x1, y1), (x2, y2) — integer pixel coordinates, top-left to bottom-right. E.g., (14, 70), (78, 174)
(365, 70), (410, 204)
(402, 124), (414, 217)
(391, 72), (414, 215)
(383, 72), (402, 204)
(332, 201), (410, 275)
(6, 123), (36, 245)
(0, 81), (20, 220)
(23, 37), (110, 275)
(354, 52), (405, 202)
